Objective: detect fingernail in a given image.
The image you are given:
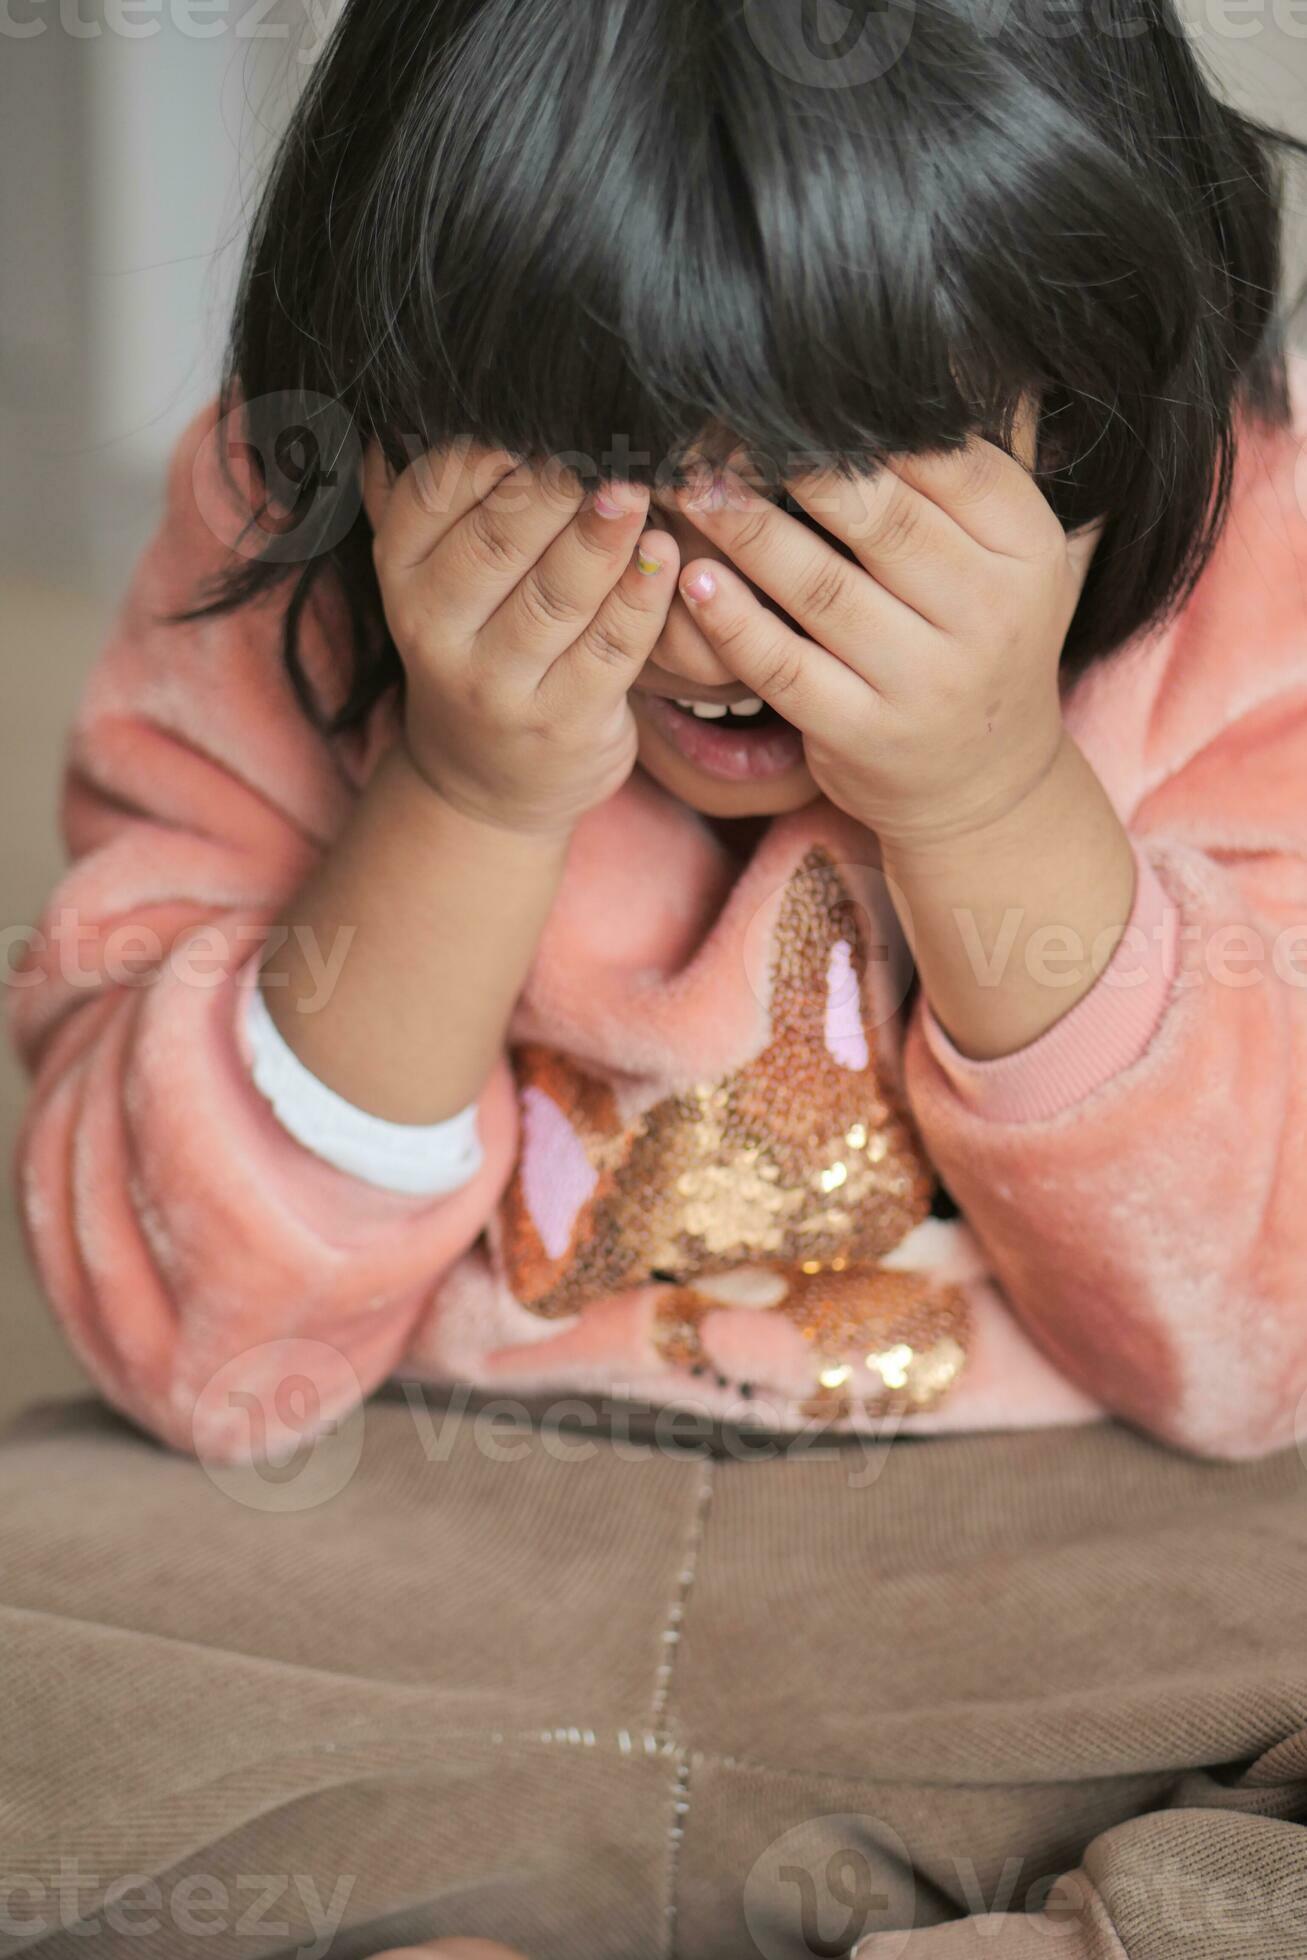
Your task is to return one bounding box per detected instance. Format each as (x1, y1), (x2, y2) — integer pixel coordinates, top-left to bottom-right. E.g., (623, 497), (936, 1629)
(636, 542), (664, 576)
(682, 569), (717, 604)
(593, 488), (629, 520)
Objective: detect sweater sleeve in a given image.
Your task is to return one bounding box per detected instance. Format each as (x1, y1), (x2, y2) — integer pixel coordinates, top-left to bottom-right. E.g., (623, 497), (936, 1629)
(916, 842), (1180, 1125)
(8, 403), (519, 1462)
(902, 405), (1307, 1461)
(241, 980), (487, 1197)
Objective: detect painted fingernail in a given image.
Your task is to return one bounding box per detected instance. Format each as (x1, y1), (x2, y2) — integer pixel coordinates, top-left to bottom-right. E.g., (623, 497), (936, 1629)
(636, 542), (664, 576)
(682, 569), (717, 604)
(593, 487), (628, 520)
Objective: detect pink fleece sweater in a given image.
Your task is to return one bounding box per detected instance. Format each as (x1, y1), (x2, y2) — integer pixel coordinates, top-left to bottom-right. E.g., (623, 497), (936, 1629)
(12, 388), (1307, 1464)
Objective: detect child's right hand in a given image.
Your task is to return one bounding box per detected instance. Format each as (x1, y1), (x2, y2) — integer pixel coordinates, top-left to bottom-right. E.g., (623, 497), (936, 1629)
(363, 442), (679, 836)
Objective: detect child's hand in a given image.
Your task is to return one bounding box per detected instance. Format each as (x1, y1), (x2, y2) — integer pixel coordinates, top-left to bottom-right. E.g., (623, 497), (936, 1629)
(674, 442), (1135, 1061)
(673, 442), (1100, 853)
(364, 443), (679, 836)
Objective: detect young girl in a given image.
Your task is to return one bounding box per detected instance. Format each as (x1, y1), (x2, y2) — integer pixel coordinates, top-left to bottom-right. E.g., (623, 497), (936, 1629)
(9, 0), (1307, 1953)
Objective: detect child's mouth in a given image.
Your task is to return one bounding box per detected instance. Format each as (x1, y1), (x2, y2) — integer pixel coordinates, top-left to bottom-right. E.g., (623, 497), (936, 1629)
(640, 693), (808, 782)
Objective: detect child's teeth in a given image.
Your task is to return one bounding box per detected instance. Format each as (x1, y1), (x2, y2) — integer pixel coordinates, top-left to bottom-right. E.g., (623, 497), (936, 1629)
(672, 696), (766, 720)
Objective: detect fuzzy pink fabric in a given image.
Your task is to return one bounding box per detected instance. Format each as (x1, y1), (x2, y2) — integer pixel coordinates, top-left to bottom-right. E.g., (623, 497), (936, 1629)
(12, 381), (1307, 1463)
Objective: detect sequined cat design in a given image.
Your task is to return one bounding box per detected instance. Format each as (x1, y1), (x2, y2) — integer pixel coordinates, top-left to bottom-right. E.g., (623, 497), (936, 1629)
(496, 846), (970, 1418)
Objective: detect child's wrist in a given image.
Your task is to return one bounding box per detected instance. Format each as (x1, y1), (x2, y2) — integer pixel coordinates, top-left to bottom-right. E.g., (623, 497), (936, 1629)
(873, 730), (1073, 875)
(389, 736), (578, 857)
(878, 737), (1138, 1062)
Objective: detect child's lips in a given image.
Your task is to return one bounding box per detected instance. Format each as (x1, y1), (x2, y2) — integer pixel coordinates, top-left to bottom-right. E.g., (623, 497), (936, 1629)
(639, 693), (807, 783)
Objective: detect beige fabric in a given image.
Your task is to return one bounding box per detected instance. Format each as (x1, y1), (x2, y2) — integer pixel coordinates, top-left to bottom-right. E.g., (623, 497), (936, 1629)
(3, 1393), (1307, 1959)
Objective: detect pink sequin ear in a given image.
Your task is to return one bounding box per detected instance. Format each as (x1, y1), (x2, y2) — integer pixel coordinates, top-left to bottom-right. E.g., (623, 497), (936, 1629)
(519, 1085), (599, 1260)
(824, 937), (869, 1072)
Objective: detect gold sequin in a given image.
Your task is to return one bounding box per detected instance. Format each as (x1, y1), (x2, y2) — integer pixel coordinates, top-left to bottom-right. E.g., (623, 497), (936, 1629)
(651, 1265), (969, 1418)
(497, 846), (971, 1411)
(785, 1266), (969, 1416)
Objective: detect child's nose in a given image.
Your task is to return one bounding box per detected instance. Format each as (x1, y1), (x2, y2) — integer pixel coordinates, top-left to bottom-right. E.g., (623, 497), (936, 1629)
(646, 585), (742, 692)
(654, 629), (739, 691)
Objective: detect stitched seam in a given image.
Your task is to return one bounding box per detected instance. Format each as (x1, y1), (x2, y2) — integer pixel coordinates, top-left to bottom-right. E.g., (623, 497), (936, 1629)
(656, 1454), (714, 1960)
(652, 1453), (714, 1734)
(663, 1756), (693, 1960)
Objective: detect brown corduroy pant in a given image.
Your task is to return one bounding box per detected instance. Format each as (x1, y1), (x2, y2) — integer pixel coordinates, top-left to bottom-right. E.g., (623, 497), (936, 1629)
(3, 1389), (1307, 1960)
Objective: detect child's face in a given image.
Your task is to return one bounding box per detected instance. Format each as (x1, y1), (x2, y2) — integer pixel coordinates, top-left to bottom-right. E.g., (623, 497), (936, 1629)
(627, 486), (823, 821)
(627, 403), (1041, 822)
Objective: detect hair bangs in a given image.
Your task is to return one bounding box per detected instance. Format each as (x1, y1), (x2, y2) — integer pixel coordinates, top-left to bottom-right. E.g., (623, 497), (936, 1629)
(207, 0), (1300, 728)
(319, 0), (1055, 492)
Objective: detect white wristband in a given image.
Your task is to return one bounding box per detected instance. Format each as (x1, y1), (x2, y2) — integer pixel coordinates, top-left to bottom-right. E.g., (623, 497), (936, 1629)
(242, 981), (485, 1198)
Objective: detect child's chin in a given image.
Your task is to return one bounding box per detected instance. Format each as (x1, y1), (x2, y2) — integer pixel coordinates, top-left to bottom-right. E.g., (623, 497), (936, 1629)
(655, 771), (822, 821)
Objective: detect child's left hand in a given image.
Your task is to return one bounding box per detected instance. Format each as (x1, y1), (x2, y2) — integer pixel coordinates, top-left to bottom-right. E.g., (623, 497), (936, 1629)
(675, 441), (1137, 1061)
(675, 440), (1101, 854)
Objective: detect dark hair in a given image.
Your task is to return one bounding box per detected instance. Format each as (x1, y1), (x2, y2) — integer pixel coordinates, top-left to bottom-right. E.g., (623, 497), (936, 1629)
(196, 0), (1304, 732)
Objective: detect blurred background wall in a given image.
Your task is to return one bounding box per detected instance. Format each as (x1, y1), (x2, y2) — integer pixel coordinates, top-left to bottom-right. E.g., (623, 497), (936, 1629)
(0, 0), (315, 1422)
(1, 0), (1305, 1429)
